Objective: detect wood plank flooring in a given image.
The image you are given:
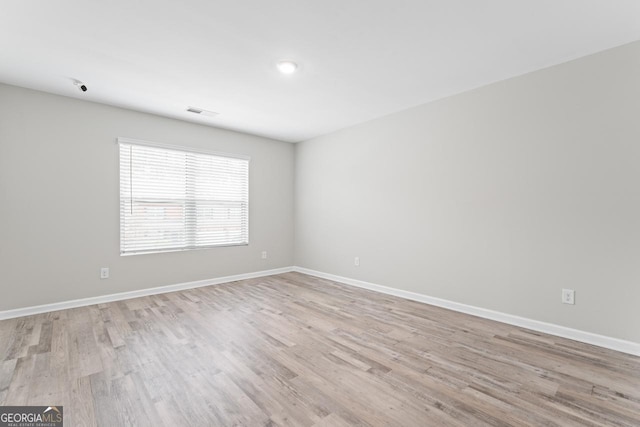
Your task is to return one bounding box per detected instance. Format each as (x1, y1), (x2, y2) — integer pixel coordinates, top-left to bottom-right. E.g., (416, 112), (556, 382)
(0, 272), (638, 426)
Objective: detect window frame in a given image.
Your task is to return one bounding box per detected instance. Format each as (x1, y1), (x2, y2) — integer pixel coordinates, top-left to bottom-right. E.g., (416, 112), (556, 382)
(117, 137), (250, 256)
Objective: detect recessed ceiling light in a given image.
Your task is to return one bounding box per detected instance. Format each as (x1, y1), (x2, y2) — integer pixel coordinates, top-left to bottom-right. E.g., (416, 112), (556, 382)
(277, 61), (298, 74)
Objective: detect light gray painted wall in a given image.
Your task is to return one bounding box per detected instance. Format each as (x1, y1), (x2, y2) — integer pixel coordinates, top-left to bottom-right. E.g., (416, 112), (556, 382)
(294, 41), (640, 343)
(0, 83), (294, 311)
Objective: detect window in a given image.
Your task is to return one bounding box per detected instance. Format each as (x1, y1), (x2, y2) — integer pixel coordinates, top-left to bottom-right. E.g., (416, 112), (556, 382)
(119, 138), (249, 255)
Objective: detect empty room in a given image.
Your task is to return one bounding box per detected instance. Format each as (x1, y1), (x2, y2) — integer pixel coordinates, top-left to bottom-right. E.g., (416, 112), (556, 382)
(1, 1), (639, 426)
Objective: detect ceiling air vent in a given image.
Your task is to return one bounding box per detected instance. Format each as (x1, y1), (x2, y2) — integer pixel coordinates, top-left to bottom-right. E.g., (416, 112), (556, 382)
(186, 107), (219, 117)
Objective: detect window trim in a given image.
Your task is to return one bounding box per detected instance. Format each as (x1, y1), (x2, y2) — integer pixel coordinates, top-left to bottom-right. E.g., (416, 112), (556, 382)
(117, 137), (250, 256)
(117, 137), (250, 161)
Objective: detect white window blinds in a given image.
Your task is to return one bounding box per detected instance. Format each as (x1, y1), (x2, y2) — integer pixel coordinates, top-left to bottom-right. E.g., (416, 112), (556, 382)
(119, 139), (249, 255)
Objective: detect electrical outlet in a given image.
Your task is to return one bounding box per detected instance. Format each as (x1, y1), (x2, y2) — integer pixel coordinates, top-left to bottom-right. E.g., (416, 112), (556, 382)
(354, 256), (360, 266)
(261, 251), (267, 259)
(562, 288), (575, 305)
(100, 267), (110, 279)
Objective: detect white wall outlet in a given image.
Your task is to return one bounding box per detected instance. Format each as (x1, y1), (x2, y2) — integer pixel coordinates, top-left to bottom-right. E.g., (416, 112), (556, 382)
(261, 251), (267, 259)
(562, 288), (575, 305)
(100, 267), (110, 279)
(354, 256), (360, 266)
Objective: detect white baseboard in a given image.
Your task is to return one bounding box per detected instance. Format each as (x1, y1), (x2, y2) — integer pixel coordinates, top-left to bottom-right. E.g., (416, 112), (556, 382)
(0, 267), (294, 321)
(3, 265), (637, 357)
(292, 266), (640, 357)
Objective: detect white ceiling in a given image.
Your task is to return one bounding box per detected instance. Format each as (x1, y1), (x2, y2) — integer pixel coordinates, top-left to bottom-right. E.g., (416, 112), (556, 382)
(1, 1), (639, 142)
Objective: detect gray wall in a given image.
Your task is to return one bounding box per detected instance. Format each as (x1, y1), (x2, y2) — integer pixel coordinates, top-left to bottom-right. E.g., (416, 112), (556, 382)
(0, 84), (294, 310)
(294, 41), (640, 343)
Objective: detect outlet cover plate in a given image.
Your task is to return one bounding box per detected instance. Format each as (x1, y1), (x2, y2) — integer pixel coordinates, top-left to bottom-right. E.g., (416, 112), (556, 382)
(562, 288), (575, 305)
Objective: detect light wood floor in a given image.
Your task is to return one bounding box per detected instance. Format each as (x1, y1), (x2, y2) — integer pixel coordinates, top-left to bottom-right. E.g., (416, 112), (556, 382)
(0, 272), (638, 426)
